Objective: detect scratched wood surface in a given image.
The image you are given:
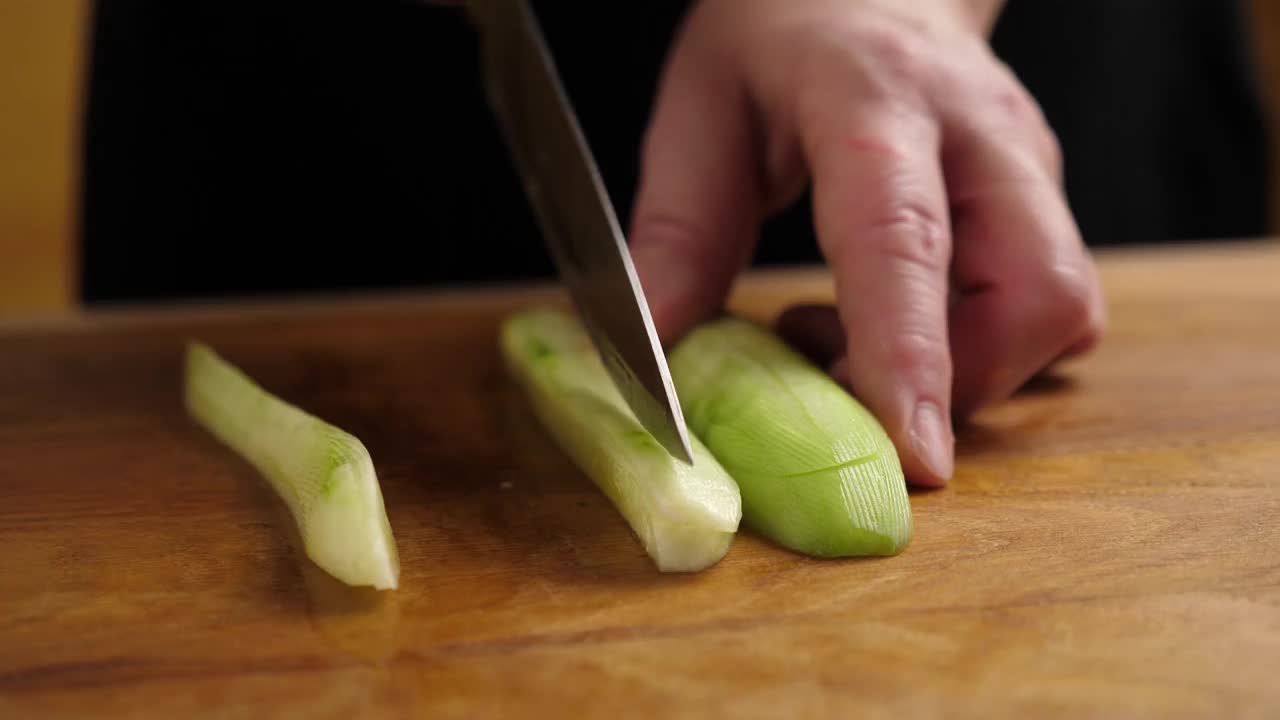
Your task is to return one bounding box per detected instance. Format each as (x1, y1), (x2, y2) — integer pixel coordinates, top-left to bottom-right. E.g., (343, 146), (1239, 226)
(1, 241), (1278, 719)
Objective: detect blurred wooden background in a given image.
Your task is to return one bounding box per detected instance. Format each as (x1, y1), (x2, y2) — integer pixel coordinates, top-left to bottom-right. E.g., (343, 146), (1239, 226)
(0, 1), (89, 317)
(2, 2), (1279, 317)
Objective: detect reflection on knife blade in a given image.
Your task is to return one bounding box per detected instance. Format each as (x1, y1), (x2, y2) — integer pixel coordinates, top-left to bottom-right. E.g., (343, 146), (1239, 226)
(465, 0), (694, 463)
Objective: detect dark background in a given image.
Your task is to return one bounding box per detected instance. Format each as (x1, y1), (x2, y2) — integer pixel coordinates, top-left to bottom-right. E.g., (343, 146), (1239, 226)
(78, 0), (1270, 304)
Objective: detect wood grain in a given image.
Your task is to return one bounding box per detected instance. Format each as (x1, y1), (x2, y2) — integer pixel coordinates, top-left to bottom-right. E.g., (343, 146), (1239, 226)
(1, 242), (1278, 719)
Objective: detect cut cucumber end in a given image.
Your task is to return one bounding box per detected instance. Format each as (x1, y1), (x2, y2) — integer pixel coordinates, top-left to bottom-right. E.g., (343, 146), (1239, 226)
(500, 308), (743, 573)
(184, 341), (401, 590)
(304, 460), (401, 590)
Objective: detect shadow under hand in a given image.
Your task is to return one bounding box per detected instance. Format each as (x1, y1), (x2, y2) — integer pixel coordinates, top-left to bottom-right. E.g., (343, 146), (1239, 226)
(1013, 370), (1078, 397)
(950, 369), (1083, 464)
(953, 419), (1013, 459)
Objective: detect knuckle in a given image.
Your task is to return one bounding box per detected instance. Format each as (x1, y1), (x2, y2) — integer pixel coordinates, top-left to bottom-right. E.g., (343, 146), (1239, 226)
(1039, 263), (1098, 337)
(859, 24), (930, 86)
(865, 200), (950, 273)
(1004, 93), (1063, 180)
(806, 110), (923, 167)
(796, 22), (935, 118)
(1038, 128), (1064, 181)
(990, 83), (1038, 123)
(1077, 295), (1107, 348)
(979, 66), (1063, 180)
(884, 327), (950, 384)
(986, 61), (1041, 123)
(631, 213), (707, 260)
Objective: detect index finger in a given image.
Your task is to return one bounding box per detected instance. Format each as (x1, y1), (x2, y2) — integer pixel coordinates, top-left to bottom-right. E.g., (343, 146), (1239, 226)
(805, 101), (956, 486)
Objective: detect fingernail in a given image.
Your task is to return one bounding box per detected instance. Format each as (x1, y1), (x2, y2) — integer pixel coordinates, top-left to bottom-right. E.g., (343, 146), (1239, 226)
(910, 401), (954, 484)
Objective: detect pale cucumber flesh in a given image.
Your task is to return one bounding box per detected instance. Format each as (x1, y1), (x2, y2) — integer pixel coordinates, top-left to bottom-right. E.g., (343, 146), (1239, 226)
(501, 308), (742, 572)
(184, 342), (400, 590)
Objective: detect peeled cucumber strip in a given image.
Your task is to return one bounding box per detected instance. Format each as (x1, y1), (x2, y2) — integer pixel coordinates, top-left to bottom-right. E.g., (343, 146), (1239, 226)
(669, 317), (913, 558)
(501, 308), (742, 572)
(184, 342), (400, 590)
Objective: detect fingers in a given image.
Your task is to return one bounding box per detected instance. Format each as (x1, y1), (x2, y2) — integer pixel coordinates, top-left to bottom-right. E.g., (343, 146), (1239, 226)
(628, 25), (763, 346)
(942, 92), (1106, 418)
(946, 167), (1105, 417)
(630, 4), (1104, 492)
(805, 103), (956, 487)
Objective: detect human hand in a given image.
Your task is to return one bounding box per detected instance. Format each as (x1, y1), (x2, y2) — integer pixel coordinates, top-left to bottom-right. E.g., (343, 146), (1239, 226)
(628, 0), (1106, 487)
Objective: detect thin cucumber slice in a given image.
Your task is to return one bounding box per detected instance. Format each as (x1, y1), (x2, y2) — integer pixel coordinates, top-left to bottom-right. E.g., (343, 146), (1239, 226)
(185, 342), (400, 590)
(501, 308), (741, 572)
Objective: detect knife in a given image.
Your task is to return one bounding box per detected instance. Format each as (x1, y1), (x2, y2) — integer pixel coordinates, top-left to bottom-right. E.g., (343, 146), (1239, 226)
(464, 0), (695, 464)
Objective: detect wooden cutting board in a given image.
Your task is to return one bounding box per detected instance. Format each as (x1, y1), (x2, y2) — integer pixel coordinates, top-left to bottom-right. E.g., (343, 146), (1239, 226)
(2, 242), (1278, 719)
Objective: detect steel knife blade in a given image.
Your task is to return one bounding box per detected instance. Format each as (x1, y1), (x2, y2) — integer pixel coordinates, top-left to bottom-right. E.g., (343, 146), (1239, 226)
(465, 0), (694, 463)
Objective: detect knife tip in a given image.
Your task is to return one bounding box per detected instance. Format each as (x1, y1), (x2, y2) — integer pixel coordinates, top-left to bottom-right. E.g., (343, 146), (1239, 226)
(659, 428), (696, 466)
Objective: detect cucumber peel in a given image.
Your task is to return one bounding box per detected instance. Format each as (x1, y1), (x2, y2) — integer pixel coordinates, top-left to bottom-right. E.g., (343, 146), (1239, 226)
(669, 316), (913, 558)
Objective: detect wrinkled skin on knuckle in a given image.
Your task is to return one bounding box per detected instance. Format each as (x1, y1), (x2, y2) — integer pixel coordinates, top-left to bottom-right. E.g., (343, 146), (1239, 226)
(881, 325), (951, 395)
(1033, 259), (1104, 348)
(843, 216), (952, 394)
(804, 124), (921, 212)
(1035, 123), (1065, 184)
(685, 0), (971, 214)
(977, 63), (1063, 179)
(986, 64), (1040, 122)
(855, 21), (935, 90)
(784, 8), (948, 132)
(995, 88), (1062, 180)
(868, 200), (951, 272)
(815, 162), (951, 282)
